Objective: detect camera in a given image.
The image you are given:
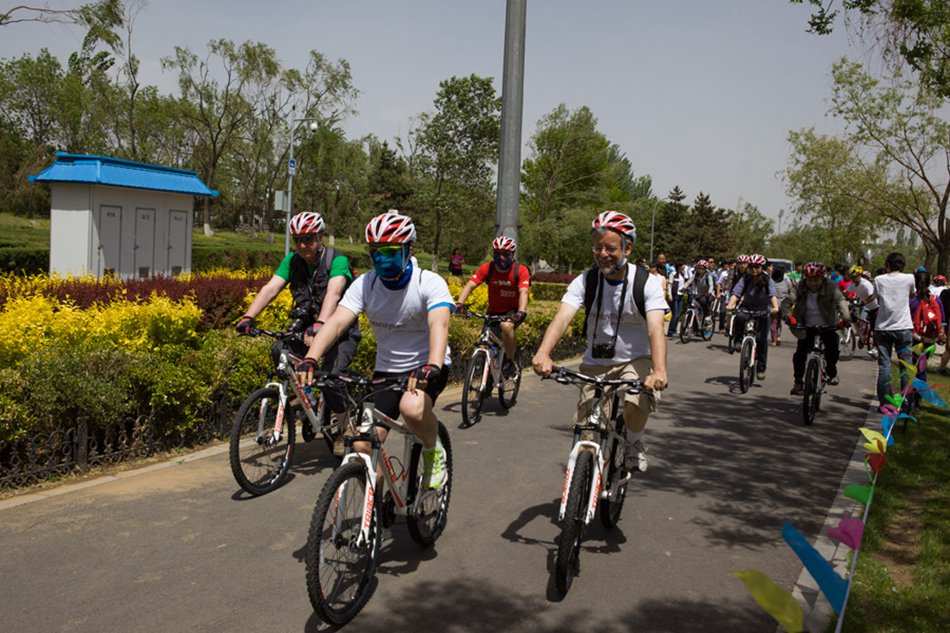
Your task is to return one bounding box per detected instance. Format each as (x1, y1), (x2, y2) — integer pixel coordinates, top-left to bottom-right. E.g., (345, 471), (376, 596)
(591, 342), (615, 359)
(288, 305), (310, 333)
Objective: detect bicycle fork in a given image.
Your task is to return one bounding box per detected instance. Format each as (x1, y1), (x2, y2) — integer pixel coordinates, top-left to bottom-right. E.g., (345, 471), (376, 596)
(262, 380), (289, 443)
(559, 442), (604, 524)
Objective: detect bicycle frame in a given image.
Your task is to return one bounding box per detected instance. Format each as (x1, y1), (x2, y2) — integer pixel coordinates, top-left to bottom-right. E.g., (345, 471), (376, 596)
(259, 349), (326, 444)
(332, 390), (435, 547)
(471, 322), (506, 393)
(557, 380), (631, 523)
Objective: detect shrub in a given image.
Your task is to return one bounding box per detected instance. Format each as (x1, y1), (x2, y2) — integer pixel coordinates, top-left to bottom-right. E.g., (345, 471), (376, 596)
(0, 248), (48, 274)
(531, 281), (569, 301)
(532, 272), (578, 284)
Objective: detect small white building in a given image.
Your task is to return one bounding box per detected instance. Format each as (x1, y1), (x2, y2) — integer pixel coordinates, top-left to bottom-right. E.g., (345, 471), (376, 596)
(29, 153), (217, 278)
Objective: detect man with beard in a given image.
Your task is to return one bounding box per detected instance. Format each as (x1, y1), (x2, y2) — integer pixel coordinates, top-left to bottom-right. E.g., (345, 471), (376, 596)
(532, 211), (669, 473)
(455, 235), (531, 375)
(725, 253), (780, 380)
(236, 210), (360, 455)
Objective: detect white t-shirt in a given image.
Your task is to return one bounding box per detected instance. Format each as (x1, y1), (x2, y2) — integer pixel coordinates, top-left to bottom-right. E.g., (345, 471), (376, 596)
(853, 278), (878, 311)
(873, 272), (915, 331)
(338, 258), (453, 372)
(562, 264), (667, 365)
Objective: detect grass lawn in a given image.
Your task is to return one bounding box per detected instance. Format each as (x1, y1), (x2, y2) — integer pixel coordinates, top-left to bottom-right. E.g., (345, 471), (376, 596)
(834, 365), (950, 632)
(0, 213), (50, 249)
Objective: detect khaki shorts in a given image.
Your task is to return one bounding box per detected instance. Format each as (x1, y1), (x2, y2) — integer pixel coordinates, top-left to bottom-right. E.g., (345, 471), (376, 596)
(573, 358), (659, 424)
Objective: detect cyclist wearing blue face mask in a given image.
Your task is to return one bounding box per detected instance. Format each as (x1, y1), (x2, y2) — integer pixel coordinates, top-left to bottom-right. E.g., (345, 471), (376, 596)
(298, 210), (454, 489)
(455, 235), (531, 374)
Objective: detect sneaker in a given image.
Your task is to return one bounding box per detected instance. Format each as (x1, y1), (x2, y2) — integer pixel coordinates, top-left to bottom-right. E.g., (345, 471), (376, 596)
(828, 375), (839, 386)
(775, 338), (781, 346)
(422, 442), (448, 490)
(623, 438), (648, 473)
(756, 370), (766, 380)
(333, 436), (345, 457)
(790, 383), (804, 396)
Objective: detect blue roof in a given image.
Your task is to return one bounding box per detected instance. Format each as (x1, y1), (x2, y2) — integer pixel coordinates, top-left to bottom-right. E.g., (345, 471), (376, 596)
(28, 153), (218, 197)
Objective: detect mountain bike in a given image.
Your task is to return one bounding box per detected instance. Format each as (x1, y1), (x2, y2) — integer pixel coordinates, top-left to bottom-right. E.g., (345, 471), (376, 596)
(724, 309), (738, 353)
(305, 371), (453, 625)
(794, 326), (833, 426)
(542, 365), (643, 595)
(736, 309), (770, 393)
(229, 327), (338, 496)
(457, 309), (522, 428)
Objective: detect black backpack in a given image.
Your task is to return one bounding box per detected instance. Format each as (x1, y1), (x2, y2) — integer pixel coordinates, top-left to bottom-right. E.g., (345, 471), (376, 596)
(581, 265), (648, 337)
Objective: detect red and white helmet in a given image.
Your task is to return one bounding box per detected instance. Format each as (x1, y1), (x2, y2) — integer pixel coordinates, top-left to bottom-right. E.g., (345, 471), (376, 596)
(861, 270), (872, 280)
(803, 261), (826, 278)
(695, 259), (709, 269)
(592, 211), (636, 242)
(365, 210), (416, 244)
(736, 254), (750, 264)
(289, 211), (325, 236)
(748, 253), (767, 266)
(492, 235), (516, 252)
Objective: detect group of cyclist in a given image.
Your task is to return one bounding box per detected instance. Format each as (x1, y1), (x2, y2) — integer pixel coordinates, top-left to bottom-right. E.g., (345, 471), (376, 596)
(234, 202), (945, 507)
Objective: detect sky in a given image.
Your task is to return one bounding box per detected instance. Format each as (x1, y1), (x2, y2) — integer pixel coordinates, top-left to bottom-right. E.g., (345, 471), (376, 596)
(0, 0), (860, 227)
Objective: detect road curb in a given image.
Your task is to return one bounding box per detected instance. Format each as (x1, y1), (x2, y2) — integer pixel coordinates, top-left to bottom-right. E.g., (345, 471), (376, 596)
(784, 394), (878, 633)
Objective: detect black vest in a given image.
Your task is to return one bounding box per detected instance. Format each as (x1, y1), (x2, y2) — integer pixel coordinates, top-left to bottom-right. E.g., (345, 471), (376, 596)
(288, 245), (354, 330)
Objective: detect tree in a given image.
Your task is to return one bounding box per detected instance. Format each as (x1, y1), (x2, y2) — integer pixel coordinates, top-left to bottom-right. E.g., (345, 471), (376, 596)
(163, 39), (283, 236)
(792, 0), (950, 98)
(729, 202), (774, 255)
(414, 74), (501, 269)
(784, 127), (884, 264)
(650, 186), (691, 262)
(520, 104), (651, 268)
(827, 59), (950, 271)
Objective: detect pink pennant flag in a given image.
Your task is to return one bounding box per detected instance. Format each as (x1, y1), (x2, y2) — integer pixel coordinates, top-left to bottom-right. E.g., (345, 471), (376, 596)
(827, 517), (865, 550)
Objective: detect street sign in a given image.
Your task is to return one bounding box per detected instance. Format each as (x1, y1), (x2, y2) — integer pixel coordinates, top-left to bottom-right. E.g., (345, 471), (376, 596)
(288, 158), (297, 176)
(274, 190), (288, 212)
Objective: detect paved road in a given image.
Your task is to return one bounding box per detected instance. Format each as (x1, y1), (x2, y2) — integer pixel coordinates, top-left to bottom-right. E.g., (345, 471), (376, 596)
(0, 333), (877, 632)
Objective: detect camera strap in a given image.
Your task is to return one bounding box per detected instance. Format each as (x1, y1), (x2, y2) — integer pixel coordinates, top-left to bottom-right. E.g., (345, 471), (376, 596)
(592, 267), (628, 350)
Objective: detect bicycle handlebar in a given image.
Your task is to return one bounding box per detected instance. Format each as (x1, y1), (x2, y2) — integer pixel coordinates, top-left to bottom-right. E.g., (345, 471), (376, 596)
(544, 365), (644, 393)
(736, 308), (772, 318)
(457, 309), (514, 323)
(244, 326), (305, 343)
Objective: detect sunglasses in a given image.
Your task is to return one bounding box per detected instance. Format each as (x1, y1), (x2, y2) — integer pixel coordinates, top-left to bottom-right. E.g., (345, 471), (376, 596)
(369, 244), (405, 257)
(293, 235), (319, 245)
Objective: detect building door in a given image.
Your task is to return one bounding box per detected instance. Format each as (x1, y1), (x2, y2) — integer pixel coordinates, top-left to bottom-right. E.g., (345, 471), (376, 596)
(97, 205), (122, 277)
(135, 207), (155, 278)
(168, 210), (188, 275)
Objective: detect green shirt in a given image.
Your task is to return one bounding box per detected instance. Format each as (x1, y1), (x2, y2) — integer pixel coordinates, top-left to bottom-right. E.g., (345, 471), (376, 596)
(274, 251), (352, 283)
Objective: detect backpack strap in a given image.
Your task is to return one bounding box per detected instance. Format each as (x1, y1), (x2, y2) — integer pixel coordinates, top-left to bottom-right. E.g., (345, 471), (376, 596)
(582, 265), (648, 338)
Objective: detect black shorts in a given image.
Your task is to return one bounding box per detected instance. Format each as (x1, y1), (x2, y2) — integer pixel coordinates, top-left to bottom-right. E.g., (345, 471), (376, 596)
(371, 368), (449, 421)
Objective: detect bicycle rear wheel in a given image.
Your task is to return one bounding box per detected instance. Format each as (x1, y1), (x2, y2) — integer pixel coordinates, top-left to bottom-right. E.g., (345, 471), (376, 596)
(555, 449), (593, 595)
(407, 422), (454, 547)
(599, 417), (628, 529)
(229, 387), (295, 496)
(738, 338), (754, 393)
(461, 350), (488, 428)
(306, 462), (379, 625)
(498, 359), (522, 409)
(802, 359), (819, 426)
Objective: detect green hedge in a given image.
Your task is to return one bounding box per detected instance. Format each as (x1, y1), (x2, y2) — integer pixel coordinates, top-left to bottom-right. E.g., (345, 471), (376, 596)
(0, 248), (48, 274)
(532, 281), (568, 301)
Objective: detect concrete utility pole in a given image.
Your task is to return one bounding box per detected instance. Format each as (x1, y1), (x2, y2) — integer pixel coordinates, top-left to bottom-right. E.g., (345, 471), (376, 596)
(495, 0), (526, 242)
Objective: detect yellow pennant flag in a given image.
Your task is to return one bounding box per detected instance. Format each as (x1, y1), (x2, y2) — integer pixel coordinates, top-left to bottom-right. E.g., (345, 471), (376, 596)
(731, 569), (804, 633)
(898, 359), (919, 381)
(860, 428), (887, 454)
(911, 342), (924, 355)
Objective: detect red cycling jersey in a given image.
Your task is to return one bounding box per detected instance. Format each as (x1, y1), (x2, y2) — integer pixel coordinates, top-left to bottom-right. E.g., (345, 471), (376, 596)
(470, 262), (531, 313)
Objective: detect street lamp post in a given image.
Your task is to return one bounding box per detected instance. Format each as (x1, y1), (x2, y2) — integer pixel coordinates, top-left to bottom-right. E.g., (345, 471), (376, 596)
(284, 105), (318, 255)
(649, 198), (666, 262)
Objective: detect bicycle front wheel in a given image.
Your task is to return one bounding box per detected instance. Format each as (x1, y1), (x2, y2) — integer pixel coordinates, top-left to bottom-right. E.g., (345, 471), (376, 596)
(841, 329), (855, 361)
(461, 350), (488, 427)
(738, 338), (754, 393)
(229, 387), (295, 496)
(407, 422), (454, 547)
(599, 418), (628, 529)
(555, 449), (593, 595)
(802, 359), (819, 426)
(306, 462), (380, 625)
(680, 311), (694, 344)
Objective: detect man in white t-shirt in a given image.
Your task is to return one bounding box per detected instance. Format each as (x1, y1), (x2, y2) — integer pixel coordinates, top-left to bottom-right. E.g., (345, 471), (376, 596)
(532, 211), (669, 473)
(298, 211), (453, 489)
(873, 251), (916, 411)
